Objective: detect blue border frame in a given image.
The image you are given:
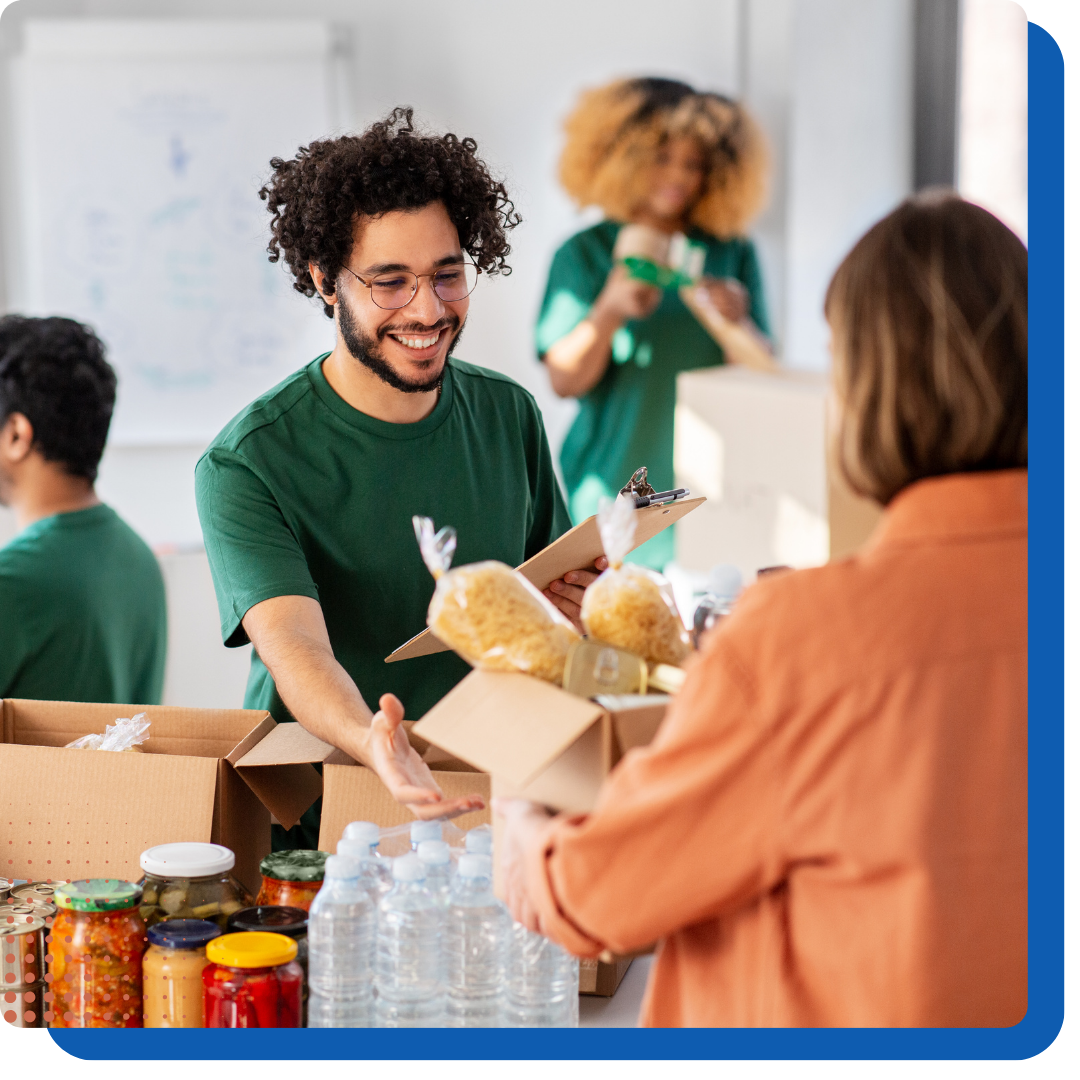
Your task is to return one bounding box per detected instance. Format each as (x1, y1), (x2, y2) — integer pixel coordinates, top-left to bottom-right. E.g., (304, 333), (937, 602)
(49, 21), (1064, 1062)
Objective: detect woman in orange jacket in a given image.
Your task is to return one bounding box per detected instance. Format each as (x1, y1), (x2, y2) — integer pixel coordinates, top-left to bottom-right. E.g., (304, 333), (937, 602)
(497, 191), (1028, 1027)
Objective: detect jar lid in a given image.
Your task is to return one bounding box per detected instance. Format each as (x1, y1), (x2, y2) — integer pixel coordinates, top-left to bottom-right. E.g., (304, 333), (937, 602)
(54, 879), (142, 912)
(140, 842), (235, 878)
(147, 919), (222, 949)
(206, 931), (297, 968)
(226, 906), (308, 938)
(259, 850), (328, 882)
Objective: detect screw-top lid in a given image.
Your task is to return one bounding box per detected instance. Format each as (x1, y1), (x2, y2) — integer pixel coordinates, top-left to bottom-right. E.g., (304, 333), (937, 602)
(343, 821), (380, 847)
(392, 854), (426, 882)
(324, 854), (360, 880)
(410, 821), (441, 845)
(207, 931), (297, 968)
(146, 919), (222, 949)
(337, 839), (375, 863)
(457, 854), (492, 879)
(54, 879), (142, 912)
(226, 906), (308, 939)
(465, 828), (493, 855)
(259, 850), (328, 882)
(140, 842), (235, 879)
(417, 840), (450, 866)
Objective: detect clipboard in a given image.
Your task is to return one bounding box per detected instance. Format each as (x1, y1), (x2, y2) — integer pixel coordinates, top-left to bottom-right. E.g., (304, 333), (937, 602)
(384, 495), (706, 663)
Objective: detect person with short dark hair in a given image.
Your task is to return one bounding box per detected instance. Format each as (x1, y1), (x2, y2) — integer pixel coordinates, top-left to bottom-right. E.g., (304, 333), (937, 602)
(499, 193), (1027, 1027)
(0, 315), (167, 704)
(196, 109), (588, 848)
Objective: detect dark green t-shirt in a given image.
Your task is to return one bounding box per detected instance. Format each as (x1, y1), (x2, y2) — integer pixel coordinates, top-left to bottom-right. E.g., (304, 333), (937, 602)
(195, 354), (571, 729)
(536, 220), (770, 569)
(0, 503), (167, 704)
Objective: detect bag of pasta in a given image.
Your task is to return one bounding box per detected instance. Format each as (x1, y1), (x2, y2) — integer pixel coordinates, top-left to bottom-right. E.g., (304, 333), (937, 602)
(414, 516), (579, 684)
(580, 494), (691, 666)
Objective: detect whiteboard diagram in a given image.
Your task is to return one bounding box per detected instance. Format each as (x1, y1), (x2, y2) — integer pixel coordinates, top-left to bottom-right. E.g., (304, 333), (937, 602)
(11, 20), (339, 444)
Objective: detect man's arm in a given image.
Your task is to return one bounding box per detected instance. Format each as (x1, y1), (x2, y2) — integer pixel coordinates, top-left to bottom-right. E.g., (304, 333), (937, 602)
(243, 594), (484, 820)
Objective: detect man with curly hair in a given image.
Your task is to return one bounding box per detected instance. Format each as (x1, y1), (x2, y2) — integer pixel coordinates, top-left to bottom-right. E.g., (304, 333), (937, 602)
(195, 109), (582, 847)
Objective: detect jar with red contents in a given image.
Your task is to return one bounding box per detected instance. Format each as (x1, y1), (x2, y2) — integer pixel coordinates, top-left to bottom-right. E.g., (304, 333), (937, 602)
(203, 932), (302, 1028)
(254, 851), (328, 911)
(48, 880), (146, 1028)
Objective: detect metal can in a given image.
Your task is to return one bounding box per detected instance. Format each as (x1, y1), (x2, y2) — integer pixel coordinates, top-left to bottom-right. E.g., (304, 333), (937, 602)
(2, 908), (47, 1028)
(10, 881), (64, 914)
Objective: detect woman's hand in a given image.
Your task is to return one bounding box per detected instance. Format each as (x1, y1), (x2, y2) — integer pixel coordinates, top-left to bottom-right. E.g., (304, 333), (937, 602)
(699, 276), (750, 322)
(544, 556), (608, 633)
(368, 693), (486, 821)
(595, 264), (662, 323)
(494, 796), (555, 932)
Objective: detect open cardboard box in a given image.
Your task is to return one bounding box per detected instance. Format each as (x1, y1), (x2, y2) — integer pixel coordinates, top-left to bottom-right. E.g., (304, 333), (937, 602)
(1, 699), (347, 895)
(412, 670), (669, 996)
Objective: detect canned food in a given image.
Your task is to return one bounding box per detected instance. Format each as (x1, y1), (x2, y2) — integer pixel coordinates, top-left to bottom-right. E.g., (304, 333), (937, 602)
(9, 881), (63, 916)
(1, 909), (47, 1028)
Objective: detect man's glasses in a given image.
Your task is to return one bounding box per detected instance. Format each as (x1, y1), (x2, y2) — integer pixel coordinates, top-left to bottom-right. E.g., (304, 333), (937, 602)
(344, 260), (479, 310)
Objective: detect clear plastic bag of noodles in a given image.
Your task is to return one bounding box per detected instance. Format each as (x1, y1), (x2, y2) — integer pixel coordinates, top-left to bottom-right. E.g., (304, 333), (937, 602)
(413, 516), (580, 684)
(580, 494), (691, 667)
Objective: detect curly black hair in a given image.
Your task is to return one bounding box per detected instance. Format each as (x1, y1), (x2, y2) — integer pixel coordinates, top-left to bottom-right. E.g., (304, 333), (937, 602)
(260, 107), (522, 317)
(0, 315), (116, 482)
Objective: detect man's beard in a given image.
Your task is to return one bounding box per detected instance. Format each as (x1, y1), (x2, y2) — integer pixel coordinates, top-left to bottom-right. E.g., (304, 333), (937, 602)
(338, 292), (464, 394)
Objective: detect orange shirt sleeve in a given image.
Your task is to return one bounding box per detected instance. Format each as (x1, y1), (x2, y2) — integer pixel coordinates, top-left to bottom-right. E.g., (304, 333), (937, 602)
(526, 626), (787, 956)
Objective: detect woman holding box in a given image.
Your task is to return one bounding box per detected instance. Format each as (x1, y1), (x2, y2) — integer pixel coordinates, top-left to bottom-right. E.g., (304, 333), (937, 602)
(502, 192), (1028, 1026)
(537, 77), (772, 572)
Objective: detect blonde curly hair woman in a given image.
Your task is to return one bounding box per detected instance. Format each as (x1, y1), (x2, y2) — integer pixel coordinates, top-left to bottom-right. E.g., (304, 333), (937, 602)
(536, 77), (771, 586)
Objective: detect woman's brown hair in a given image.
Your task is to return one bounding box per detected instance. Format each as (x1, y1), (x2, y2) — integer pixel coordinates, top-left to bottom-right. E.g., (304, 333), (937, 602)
(559, 77), (769, 239)
(825, 191), (1027, 505)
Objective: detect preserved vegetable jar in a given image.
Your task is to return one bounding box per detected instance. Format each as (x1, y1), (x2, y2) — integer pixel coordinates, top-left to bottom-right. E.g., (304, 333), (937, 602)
(139, 843), (252, 930)
(254, 851), (328, 911)
(226, 906), (309, 1024)
(49, 880), (146, 1028)
(142, 919), (222, 1028)
(203, 932), (302, 1028)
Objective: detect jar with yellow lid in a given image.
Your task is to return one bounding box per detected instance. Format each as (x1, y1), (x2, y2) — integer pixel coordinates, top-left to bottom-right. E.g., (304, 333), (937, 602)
(142, 919), (221, 1027)
(254, 851), (328, 912)
(203, 932), (303, 1028)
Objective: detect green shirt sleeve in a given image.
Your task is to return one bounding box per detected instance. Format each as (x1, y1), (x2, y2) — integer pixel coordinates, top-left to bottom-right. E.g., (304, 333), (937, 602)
(535, 238), (606, 358)
(195, 447), (320, 647)
(739, 239), (771, 338)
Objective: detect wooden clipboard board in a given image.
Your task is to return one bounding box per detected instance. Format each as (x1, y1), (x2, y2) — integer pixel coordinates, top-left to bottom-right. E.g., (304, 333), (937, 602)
(384, 495), (706, 663)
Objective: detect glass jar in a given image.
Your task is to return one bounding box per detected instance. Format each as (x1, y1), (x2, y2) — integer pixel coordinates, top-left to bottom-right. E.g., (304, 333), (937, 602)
(49, 880), (146, 1028)
(142, 919), (221, 1028)
(226, 906), (309, 1025)
(139, 843), (253, 931)
(254, 851), (328, 911)
(203, 932), (303, 1028)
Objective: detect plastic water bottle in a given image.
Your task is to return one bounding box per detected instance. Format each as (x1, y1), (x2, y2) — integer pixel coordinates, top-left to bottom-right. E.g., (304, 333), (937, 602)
(465, 827), (493, 856)
(376, 854), (445, 1026)
(445, 853), (509, 1027)
(416, 840), (453, 906)
(338, 838), (392, 906)
(411, 820), (442, 849)
(504, 922), (580, 1027)
(307, 854), (375, 1027)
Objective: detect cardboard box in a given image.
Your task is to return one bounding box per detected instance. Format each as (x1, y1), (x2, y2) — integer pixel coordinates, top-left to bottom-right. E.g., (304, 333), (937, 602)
(1, 700), (346, 895)
(674, 366), (882, 580)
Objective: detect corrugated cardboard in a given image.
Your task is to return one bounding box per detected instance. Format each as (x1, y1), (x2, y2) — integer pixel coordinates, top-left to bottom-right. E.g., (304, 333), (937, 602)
(1, 700), (342, 894)
(387, 496), (706, 662)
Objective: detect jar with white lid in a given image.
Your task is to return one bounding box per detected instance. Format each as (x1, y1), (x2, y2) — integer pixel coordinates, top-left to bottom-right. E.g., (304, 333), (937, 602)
(138, 843), (253, 931)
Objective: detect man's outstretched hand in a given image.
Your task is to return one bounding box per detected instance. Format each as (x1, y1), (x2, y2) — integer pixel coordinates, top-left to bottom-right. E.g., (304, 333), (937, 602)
(367, 693), (486, 821)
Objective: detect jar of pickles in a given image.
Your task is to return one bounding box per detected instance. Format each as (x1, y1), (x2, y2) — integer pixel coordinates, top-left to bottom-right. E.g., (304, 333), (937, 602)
(139, 843), (253, 930)
(254, 851), (328, 911)
(49, 880), (146, 1028)
(142, 919), (222, 1028)
(203, 932), (303, 1028)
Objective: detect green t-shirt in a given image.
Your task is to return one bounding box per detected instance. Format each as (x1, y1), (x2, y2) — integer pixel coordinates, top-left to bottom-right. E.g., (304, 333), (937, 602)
(195, 352), (571, 730)
(0, 503), (167, 704)
(536, 220), (770, 569)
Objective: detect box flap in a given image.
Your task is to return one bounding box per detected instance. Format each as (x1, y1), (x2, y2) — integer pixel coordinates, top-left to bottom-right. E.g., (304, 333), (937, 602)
(385, 496), (706, 663)
(412, 670), (605, 788)
(597, 694), (670, 756)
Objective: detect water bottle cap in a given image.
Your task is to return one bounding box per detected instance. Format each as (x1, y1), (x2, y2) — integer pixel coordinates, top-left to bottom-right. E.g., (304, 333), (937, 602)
(465, 828), (493, 855)
(392, 854), (426, 882)
(323, 854), (360, 879)
(707, 563), (743, 600)
(336, 838), (375, 862)
(343, 821), (380, 847)
(416, 839), (450, 866)
(410, 820), (442, 844)
(457, 853), (492, 879)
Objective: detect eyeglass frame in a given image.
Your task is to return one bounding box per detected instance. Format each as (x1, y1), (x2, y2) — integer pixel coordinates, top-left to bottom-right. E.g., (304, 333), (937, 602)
(341, 257), (479, 311)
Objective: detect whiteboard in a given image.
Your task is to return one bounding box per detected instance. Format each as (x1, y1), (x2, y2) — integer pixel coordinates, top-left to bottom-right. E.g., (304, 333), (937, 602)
(11, 20), (338, 444)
